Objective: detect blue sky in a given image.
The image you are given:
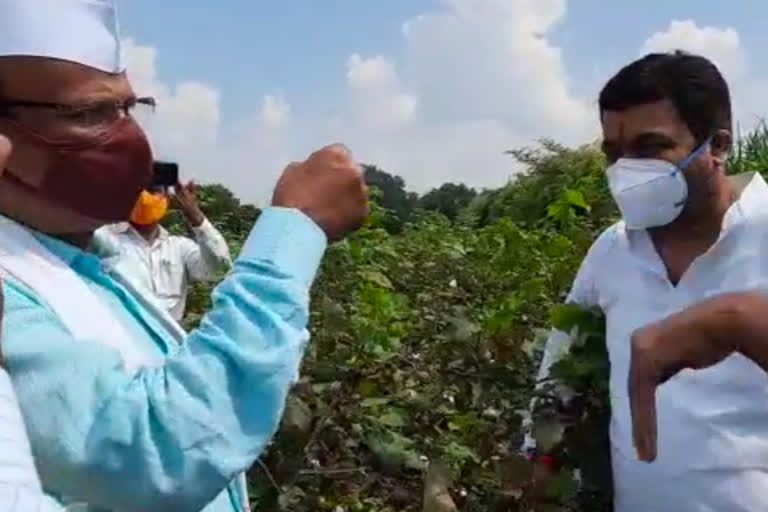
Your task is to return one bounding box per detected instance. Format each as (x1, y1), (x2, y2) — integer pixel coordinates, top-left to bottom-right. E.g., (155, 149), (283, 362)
(120, 1), (438, 122)
(116, 0), (768, 204)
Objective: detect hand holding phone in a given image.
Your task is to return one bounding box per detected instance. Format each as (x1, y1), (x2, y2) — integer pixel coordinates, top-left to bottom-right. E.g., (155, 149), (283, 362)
(152, 161), (179, 188)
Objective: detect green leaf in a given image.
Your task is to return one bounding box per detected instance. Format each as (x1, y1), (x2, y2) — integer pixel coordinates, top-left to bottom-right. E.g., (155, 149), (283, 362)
(550, 302), (596, 332)
(442, 441), (480, 465)
(361, 397), (390, 408)
(358, 269), (393, 289)
(450, 412), (480, 432)
(357, 379), (379, 397)
(547, 202), (567, 219)
(366, 431), (425, 472)
(564, 188), (590, 211)
(545, 469), (579, 503)
(379, 410), (406, 428)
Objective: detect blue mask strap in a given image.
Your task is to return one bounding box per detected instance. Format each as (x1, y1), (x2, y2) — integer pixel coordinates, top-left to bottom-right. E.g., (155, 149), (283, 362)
(675, 136), (714, 174)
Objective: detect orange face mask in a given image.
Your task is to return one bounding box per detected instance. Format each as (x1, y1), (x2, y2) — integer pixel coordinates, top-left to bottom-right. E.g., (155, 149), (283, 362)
(129, 190), (169, 225)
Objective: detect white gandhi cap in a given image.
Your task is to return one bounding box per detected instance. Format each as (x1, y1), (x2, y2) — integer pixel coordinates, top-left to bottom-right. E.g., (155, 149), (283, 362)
(0, 0), (124, 73)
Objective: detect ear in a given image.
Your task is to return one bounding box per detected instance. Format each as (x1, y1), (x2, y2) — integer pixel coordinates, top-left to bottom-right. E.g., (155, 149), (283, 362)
(710, 129), (732, 164)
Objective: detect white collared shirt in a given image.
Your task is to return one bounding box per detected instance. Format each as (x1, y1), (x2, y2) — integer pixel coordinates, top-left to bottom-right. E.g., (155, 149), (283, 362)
(95, 218), (232, 322)
(539, 172), (768, 511)
(0, 369), (62, 511)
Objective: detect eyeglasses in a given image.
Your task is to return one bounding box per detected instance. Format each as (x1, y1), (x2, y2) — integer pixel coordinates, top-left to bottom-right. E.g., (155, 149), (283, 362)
(0, 96), (156, 140)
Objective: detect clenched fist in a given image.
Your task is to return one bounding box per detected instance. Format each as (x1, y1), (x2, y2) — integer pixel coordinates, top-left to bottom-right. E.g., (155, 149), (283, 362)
(272, 144), (368, 242)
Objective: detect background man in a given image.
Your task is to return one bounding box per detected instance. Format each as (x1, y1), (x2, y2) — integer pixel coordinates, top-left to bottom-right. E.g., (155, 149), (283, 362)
(98, 179), (232, 322)
(532, 51), (768, 511)
(0, 0), (368, 510)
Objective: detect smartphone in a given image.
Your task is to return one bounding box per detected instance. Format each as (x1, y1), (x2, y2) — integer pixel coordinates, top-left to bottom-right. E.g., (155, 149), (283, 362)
(152, 161), (179, 187)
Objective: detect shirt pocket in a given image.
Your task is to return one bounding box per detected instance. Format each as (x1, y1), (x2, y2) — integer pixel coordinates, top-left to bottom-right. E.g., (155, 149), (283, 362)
(152, 254), (184, 299)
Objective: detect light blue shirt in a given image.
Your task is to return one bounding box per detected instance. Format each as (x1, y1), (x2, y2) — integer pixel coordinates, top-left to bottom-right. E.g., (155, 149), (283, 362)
(2, 207), (327, 512)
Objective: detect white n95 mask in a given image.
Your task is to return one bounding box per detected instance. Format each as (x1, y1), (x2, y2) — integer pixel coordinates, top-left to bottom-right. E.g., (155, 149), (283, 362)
(606, 139), (711, 229)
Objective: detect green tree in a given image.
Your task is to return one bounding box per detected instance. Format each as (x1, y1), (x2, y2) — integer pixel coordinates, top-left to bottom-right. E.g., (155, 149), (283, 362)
(418, 183), (477, 221)
(470, 139), (616, 231)
(363, 165), (418, 232)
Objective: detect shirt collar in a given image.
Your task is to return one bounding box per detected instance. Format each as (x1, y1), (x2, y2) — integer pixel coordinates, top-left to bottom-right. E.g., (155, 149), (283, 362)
(115, 222), (169, 242)
(728, 171), (768, 225)
(32, 229), (102, 274)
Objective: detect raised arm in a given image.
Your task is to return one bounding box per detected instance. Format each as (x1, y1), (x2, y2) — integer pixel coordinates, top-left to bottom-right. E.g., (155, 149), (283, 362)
(173, 181), (232, 282)
(180, 219), (232, 282)
(4, 145), (368, 511)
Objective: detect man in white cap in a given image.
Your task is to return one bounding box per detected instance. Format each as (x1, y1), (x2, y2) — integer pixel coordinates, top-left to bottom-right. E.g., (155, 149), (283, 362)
(0, 1), (368, 511)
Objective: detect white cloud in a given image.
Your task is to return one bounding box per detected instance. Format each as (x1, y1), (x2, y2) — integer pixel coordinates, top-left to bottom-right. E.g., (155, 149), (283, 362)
(641, 20), (766, 134)
(346, 54), (418, 129)
(245, 0), (597, 198)
(123, 39), (221, 177)
(124, 0), (604, 204)
(123, 39), (294, 200)
(347, 54), (400, 90)
(123, 7), (768, 207)
(399, 0), (591, 133)
(259, 95), (291, 128)
(641, 20), (746, 81)
(220, 103), (298, 205)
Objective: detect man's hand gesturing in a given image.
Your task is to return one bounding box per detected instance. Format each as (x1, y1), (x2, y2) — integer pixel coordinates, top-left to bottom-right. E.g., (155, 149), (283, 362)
(272, 144), (368, 242)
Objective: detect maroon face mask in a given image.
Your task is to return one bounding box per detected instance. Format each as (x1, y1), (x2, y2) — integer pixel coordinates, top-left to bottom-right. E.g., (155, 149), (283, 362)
(3, 117), (153, 222)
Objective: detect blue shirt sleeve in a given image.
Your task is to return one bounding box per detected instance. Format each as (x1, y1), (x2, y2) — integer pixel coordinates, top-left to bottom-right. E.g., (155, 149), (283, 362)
(3, 207), (327, 511)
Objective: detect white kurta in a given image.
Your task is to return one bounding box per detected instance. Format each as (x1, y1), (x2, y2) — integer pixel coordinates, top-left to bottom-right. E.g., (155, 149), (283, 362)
(0, 369), (62, 511)
(539, 172), (768, 511)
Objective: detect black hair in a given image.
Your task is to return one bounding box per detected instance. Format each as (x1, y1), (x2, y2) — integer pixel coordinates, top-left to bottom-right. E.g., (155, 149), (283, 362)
(599, 50), (732, 143)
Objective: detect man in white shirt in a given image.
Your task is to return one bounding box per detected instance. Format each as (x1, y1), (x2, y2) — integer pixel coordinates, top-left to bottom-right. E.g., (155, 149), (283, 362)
(534, 50), (768, 511)
(97, 180), (232, 322)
